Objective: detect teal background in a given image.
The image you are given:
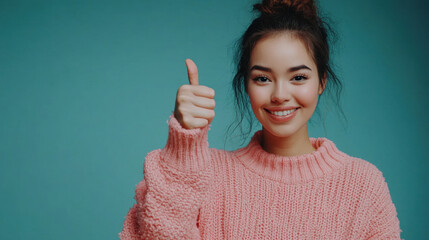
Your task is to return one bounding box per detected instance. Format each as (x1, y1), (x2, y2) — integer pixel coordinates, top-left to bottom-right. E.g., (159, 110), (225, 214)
(1, 0), (427, 239)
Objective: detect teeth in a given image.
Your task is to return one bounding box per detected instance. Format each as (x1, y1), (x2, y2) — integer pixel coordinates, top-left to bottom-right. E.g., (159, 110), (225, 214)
(270, 109), (297, 116)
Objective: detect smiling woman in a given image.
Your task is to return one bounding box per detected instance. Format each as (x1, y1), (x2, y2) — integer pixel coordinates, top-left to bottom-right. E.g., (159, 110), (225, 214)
(247, 33), (323, 156)
(119, 0), (403, 239)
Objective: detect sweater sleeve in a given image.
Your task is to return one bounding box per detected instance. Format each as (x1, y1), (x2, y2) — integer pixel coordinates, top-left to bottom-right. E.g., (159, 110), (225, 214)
(119, 115), (213, 240)
(366, 171), (402, 240)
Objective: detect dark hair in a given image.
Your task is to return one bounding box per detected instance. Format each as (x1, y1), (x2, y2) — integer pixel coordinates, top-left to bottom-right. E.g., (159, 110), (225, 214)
(227, 0), (343, 144)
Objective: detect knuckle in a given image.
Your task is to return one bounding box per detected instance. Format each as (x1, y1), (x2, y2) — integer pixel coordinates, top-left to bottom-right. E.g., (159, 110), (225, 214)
(209, 88), (215, 97)
(178, 84), (190, 93)
(177, 94), (191, 103)
(177, 105), (188, 114)
(208, 110), (215, 118)
(176, 94), (185, 103)
(182, 116), (191, 124)
(177, 85), (184, 93)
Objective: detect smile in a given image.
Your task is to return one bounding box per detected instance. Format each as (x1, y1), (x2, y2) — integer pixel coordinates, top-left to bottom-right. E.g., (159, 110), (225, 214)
(265, 108), (298, 116)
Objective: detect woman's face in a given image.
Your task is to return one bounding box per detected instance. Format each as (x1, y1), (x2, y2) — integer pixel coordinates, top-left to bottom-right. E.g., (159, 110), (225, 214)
(247, 32), (323, 140)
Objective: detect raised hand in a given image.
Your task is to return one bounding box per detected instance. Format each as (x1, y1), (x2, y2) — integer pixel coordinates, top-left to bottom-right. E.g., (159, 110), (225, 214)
(174, 59), (215, 129)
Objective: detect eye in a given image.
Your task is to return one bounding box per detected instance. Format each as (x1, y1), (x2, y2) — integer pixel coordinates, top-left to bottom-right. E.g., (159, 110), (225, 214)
(292, 74), (308, 82)
(252, 76), (270, 83)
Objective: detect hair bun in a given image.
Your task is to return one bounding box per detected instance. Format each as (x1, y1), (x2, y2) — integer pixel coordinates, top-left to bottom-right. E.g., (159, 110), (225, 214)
(253, 0), (318, 21)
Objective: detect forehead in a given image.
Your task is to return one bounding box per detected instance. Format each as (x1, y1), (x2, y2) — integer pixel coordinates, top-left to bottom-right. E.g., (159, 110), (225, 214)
(250, 32), (315, 69)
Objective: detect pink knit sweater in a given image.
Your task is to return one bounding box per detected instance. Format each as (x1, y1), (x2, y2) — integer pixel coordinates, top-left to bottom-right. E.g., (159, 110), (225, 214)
(119, 115), (402, 239)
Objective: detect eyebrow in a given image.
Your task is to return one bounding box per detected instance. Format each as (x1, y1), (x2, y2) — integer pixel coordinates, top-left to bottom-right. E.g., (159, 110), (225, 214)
(250, 64), (312, 73)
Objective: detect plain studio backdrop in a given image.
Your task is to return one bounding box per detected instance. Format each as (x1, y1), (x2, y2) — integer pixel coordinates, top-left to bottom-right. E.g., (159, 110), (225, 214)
(0, 0), (428, 239)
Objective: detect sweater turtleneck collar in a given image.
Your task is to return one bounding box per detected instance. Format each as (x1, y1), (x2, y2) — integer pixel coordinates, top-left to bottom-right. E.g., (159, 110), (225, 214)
(233, 131), (351, 184)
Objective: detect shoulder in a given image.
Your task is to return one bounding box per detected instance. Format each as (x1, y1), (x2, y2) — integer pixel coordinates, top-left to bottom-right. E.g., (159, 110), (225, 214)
(319, 138), (388, 186)
(322, 138), (384, 176)
(336, 149), (389, 193)
(346, 153), (386, 180)
(312, 137), (385, 176)
(349, 156), (384, 176)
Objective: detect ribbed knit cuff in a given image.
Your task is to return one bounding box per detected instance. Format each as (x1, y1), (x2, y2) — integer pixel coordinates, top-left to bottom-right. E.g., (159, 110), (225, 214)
(159, 114), (211, 174)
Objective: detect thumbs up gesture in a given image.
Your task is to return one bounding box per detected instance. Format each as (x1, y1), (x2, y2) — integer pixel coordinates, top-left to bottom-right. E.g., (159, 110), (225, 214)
(174, 59), (216, 129)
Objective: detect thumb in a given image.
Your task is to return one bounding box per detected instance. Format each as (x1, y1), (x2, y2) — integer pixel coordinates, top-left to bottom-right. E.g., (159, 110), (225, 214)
(185, 59), (199, 85)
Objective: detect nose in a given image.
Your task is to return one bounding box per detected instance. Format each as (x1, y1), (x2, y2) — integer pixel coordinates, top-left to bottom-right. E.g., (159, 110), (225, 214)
(271, 82), (291, 103)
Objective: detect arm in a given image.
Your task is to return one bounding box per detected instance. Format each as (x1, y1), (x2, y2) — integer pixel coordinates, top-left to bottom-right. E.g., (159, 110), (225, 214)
(366, 172), (403, 240)
(119, 115), (213, 240)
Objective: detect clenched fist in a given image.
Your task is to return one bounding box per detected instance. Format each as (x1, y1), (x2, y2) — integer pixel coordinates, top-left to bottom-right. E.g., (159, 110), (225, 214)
(174, 59), (216, 129)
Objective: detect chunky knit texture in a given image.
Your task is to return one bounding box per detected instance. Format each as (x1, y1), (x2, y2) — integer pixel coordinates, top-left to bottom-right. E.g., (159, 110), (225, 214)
(119, 115), (402, 239)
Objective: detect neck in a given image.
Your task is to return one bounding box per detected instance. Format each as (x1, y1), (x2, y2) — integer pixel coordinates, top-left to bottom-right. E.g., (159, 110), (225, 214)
(261, 126), (315, 157)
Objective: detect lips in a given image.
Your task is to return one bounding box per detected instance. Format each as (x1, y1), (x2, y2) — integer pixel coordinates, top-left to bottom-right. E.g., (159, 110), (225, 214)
(263, 107), (300, 123)
(267, 108), (297, 116)
(265, 107), (299, 115)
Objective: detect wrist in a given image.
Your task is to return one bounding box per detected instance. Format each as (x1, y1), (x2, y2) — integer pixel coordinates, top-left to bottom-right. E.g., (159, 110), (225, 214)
(160, 114), (211, 173)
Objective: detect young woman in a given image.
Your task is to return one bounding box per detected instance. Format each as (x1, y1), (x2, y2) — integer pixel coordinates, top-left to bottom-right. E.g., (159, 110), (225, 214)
(119, 0), (402, 239)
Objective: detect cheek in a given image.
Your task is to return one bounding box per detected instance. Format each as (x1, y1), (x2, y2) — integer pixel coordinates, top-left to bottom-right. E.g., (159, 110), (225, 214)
(247, 85), (267, 107)
(295, 85), (320, 107)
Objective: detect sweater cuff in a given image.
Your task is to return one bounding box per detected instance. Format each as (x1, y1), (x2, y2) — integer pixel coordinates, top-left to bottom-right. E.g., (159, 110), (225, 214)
(160, 114), (211, 174)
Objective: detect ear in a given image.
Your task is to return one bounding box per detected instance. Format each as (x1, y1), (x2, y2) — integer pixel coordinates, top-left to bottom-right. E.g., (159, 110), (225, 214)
(318, 72), (327, 95)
